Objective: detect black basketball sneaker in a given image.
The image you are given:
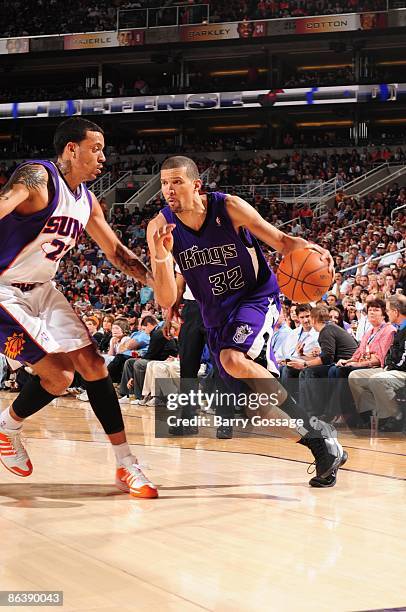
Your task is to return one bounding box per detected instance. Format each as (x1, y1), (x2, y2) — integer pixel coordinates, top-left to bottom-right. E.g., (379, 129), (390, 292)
(299, 420), (348, 488)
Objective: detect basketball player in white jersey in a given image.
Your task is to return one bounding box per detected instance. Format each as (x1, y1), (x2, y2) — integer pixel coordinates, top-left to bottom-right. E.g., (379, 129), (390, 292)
(0, 117), (157, 498)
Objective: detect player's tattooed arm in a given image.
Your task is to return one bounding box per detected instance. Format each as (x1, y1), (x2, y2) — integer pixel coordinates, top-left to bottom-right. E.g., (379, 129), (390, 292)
(0, 164), (48, 219)
(86, 192), (152, 285)
(111, 243), (152, 285)
(1, 164), (48, 196)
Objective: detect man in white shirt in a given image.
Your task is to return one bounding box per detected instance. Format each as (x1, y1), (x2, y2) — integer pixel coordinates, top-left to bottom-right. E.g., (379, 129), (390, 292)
(278, 305), (319, 363)
(271, 311), (294, 362)
(278, 304), (320, 393)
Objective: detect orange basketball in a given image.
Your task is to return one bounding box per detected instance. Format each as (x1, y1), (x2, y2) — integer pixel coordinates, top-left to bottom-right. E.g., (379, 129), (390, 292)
(277, 247), (334, 303)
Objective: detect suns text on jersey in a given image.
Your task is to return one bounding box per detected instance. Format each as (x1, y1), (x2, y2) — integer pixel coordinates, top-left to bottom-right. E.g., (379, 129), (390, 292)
(42, 215), (84, 240)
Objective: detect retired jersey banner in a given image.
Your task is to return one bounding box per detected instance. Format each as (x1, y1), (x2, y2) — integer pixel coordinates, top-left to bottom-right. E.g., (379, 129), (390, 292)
(179, 21), (267, 42)
(294, 12), (387, 34)
(30, 37), (64, 52)
(0, 83), (401, 120)
(0, 38), (29, 54)
(179, 11), (387, 43)
(63, 29), (144, 50)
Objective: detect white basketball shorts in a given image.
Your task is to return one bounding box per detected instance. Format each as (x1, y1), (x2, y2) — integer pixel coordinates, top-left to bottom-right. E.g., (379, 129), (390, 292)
(0, 281), (92, 365)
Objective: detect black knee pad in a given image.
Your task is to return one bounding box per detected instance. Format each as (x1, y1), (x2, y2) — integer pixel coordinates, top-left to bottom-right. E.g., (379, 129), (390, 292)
(84, 376), (124, 435)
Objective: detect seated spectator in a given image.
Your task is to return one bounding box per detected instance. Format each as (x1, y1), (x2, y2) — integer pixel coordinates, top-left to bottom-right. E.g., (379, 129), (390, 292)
(118, 315), (178, 404)
(140, 327), (190, 408)
(77, 318), (131, 402)
(342, 299), (358, 333)
(348, 295), (406, 431)
(271, 312), (294, 362)
(325, 292), (339, 308)
(107, 317), (150, 383)
(84, 316), (103, 348)
(278, 304), (320, 391)
(140, 355), (181, 407)
(289, 306), (358, 419)
(354, 296), (375, 342)
(328, 306), (353, 334)
(106, 319), (131, 363)
(328, 299), (396, 424)
(287, 303), (300, 329)
(98, 315), (114, 353)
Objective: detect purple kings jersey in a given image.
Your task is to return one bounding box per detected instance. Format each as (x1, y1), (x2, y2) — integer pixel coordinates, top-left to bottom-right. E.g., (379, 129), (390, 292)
(161, 191), (280, 328)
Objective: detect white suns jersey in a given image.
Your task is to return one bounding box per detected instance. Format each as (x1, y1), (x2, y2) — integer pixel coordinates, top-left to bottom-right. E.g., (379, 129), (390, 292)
(0, 160), (92, 285)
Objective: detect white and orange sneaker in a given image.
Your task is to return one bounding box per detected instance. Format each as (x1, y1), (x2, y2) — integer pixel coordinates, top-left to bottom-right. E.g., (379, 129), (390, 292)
(116, 462), (158, 498)
(0, 426), (33, 477)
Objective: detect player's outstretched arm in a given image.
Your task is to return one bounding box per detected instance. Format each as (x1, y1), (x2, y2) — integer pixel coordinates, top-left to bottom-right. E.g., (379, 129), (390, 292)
(86, 193), (151, 285)
(225, 194), (334, 272)
(0, 164), (49, 219)
(146, 216), (177, 309)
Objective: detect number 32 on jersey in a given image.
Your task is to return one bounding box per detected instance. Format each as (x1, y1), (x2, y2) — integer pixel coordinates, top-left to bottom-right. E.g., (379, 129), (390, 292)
(208, 265), (245, 295)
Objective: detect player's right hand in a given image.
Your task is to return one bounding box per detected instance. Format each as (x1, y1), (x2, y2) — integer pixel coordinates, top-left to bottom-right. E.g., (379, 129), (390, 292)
(305, 243), (335, 278)
(163, 305), (181, 339)
(153, 223), (176, 258)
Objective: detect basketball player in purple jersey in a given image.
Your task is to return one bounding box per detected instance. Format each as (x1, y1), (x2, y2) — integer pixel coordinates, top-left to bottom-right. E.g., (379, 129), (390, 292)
(147, 156), (348, 487)
(0, 117), (157, 498)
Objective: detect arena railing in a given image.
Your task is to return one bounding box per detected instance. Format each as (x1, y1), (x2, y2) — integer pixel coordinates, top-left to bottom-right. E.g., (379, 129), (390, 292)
(354, 164), (406, 199)
(339, 246), (406, 275)
(275, 206), (327, 230)
(220, 184), (325, 201)
(391, 203), (406, 220)
(91, 171), (132, 200)
(117, 2), (394, 29)
(333, 162), (388, 194)
(294, 177), (338, 212)
(117, 4), (209, 30)
(331, 219), (369, 234)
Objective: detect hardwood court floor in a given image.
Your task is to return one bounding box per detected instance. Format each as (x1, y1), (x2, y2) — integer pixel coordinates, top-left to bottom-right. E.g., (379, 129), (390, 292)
(0, 391), (405, 612)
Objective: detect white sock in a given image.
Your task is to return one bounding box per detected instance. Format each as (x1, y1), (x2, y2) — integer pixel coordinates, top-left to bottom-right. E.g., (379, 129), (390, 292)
(0, 407), (23, 430)
(113, 442), (134, 466)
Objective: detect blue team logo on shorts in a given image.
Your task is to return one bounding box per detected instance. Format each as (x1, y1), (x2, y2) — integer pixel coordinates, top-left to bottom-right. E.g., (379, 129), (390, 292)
(233, 324), (253, 344)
